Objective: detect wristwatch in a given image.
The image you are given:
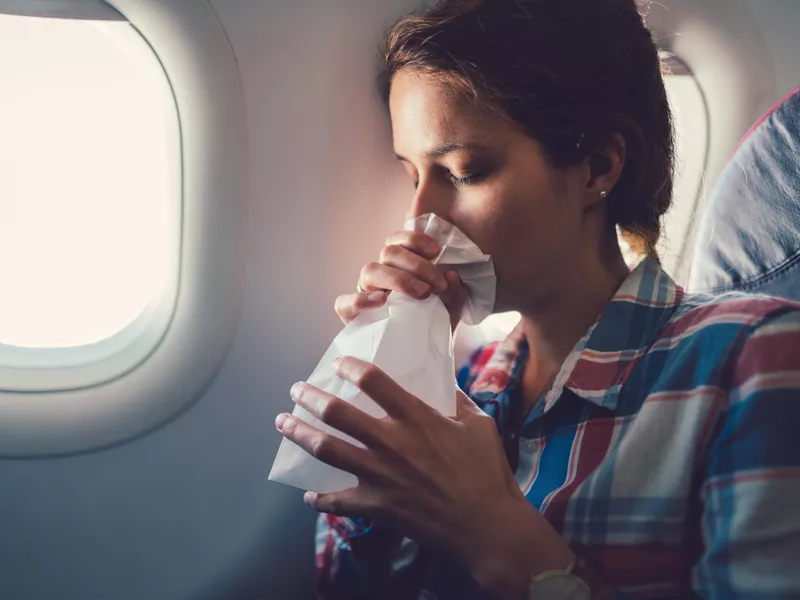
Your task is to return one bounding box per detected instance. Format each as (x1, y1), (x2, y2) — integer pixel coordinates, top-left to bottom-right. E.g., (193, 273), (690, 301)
(527, 556), (611, 599)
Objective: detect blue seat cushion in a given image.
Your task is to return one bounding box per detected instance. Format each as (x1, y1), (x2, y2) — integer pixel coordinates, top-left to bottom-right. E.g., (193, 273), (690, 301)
(689, 87), (800, 299)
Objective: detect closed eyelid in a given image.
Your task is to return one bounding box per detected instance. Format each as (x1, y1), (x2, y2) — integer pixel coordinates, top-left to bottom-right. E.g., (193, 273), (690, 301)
(397, 148), (498, 189)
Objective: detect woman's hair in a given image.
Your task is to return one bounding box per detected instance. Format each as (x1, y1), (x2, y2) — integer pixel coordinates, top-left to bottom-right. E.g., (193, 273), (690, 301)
(377, 0), (674, 260)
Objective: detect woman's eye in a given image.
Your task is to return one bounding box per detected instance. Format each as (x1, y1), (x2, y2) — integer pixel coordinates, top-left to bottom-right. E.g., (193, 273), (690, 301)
(448, 171), (480, 187)
(410, 167), (486, 190)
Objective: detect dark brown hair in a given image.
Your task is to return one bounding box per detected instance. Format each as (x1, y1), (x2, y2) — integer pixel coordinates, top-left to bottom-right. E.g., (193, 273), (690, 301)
(377, 0), (674, 259)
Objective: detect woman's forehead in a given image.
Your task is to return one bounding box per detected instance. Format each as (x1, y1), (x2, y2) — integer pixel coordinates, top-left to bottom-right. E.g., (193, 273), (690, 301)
(389, 71), (509, 158)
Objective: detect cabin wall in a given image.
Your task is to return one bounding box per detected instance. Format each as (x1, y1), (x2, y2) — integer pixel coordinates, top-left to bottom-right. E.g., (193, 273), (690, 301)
(1, 1), (799, 598)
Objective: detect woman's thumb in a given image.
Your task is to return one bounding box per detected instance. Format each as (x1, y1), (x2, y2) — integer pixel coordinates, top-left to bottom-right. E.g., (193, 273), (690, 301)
(441, 270), (466, 327)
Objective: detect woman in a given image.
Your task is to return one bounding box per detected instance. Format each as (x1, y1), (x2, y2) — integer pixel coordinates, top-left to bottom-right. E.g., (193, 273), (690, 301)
(274, 0), (800, 598)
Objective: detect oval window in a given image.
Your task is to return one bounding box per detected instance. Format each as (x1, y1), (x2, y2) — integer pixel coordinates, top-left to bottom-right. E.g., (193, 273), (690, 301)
(0, 11), (181, 391)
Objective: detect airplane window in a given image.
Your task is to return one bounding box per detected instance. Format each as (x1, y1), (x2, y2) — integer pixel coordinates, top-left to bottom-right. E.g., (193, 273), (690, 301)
(0, 12), (181, 389)
(621, 54), (709, 279)
(0, 0), (243, 455)
(660, 58), (709, 281)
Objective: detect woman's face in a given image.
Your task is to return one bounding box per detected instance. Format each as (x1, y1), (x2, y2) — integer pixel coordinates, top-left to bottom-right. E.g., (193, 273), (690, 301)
(389, 70), (609, 313)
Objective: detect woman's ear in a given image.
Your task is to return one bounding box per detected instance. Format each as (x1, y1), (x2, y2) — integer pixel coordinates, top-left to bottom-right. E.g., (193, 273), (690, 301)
(584, 134), (626, 207)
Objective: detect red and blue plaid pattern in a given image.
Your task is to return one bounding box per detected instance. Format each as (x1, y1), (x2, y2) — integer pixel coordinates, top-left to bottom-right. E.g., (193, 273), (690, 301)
(315, 259), (800, 599)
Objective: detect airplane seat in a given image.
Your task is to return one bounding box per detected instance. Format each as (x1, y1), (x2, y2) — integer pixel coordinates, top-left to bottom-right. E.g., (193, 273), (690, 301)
(688, 86), (800, 300)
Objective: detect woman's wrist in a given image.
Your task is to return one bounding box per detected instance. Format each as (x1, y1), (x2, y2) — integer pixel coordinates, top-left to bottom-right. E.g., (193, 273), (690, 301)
(458, 496), (576, 599)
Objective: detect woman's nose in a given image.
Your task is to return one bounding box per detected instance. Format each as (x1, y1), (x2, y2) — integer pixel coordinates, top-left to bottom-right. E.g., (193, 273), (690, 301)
(406, 180), (451, 221)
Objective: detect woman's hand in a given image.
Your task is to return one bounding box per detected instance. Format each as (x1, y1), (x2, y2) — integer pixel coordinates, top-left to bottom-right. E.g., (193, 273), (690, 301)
(275, 357), (575, 599)
(334, 231), (466, 331)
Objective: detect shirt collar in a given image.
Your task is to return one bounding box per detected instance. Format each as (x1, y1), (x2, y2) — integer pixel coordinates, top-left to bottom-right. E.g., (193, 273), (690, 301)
(470, 258), (683, 413)
(546, 258), (683, 411)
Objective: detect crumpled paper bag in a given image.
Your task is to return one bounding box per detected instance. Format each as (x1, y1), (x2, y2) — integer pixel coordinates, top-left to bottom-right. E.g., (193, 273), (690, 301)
(268, 214), (496, 493)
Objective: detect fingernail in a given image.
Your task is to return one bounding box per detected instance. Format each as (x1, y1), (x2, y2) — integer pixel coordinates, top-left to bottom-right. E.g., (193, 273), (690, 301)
(332, 357), (343, 374)
(275, 413), (288, 430)
(412, 280), (430, 296)
(290, 382), (304, 400)
(367, 291), (385, 302)
(304, 492), (317, 505)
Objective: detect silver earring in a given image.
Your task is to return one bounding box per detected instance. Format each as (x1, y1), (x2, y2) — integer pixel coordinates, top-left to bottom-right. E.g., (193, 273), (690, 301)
(600, 191), (608, 198)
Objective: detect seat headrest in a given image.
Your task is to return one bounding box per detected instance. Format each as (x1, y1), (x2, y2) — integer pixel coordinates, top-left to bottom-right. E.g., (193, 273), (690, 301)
(688, 87), (800, 300)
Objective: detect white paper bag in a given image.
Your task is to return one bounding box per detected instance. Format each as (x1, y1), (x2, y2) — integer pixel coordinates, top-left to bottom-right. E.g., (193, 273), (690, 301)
(268, 214), (496, 493)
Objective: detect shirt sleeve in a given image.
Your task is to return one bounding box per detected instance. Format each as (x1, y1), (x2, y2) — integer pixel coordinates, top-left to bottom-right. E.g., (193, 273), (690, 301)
(314, 513), (427, 599)
(457, 344), (494, 393)
(694, 306), (800, 598)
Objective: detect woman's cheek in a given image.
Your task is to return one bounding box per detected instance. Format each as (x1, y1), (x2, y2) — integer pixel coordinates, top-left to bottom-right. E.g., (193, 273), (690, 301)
(451, 202), (500, 255)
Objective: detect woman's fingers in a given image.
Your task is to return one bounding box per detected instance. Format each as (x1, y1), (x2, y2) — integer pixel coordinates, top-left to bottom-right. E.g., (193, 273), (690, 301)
(335, 291), (387, 324)
(380, 244), (448, 292)
(340, 230), (466, 326)
(366, 231), (447, 295)
(384, 230), (441, 260)
(357, 240), (447, 296)
(275, 413), (376, 480)
(358, 261), (437, 299)
(440, 270), (467, 315)
(290, 382), (387, 448)
(304, 487), (381, 519)
(333, 357), (435, 422)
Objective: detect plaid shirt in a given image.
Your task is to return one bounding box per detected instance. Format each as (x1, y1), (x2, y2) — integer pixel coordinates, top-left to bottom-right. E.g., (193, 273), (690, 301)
(315, 259), (800, 600)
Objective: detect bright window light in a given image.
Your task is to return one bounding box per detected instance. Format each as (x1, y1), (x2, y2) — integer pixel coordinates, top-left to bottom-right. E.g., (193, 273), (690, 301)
(659, 73), (709, 280)
(454, 312), (521, 365)
(481, 311), (521, 334)
(0, 13), (177, 349)
(618, 65), (709, 278)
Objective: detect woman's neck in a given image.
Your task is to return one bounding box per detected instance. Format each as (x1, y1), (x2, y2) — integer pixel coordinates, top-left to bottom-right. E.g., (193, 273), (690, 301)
(517, 253), (630, 410)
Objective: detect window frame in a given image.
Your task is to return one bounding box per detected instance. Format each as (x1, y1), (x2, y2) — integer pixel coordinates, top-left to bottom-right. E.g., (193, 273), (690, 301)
(613, 51), (711, 283)
(657, 51), (711, 284)
(0, 0), (125, 20)
(0, 0), (245, 458)
(0, 12), (182, 390)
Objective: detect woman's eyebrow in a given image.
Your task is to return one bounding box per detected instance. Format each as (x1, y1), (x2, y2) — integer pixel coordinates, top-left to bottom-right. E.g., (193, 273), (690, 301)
(395, 142), (493, 162)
